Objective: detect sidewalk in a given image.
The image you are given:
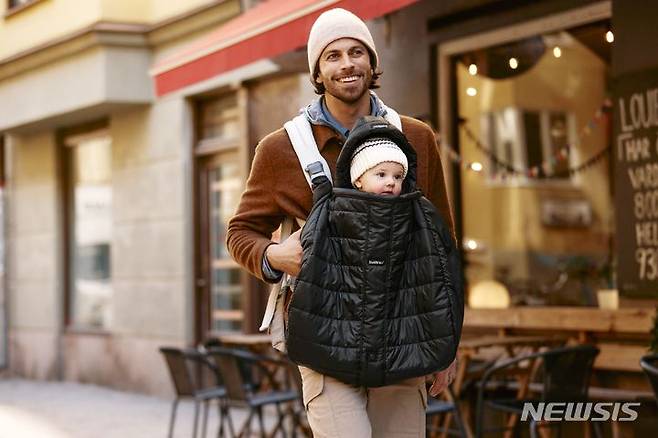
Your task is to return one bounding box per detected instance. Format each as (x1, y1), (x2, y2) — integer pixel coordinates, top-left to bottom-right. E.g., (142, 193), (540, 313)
(0, 378), (268, 438)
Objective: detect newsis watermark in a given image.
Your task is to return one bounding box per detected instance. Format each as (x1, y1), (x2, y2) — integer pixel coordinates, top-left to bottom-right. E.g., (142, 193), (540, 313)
(520, 402), (641, 422)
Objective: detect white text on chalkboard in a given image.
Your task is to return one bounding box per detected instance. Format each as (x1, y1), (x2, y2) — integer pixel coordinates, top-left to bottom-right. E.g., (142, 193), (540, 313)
(618, 88), (658, 132)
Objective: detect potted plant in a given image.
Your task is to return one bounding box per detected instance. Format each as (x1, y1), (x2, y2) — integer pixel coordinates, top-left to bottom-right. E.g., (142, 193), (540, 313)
(595, 257), (618, 310)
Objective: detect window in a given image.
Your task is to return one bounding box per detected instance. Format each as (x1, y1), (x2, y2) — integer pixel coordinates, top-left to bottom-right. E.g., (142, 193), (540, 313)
(199, 94), (240, 142)
(451, 20), (614, 307)
(64, 130), (113, 329)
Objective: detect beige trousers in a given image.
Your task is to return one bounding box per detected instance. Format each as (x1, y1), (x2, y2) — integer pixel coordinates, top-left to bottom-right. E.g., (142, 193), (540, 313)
(299, 366), (427, 438)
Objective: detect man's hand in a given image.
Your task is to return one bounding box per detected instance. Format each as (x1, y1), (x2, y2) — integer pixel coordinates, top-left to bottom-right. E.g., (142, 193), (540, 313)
(265, 229), (303, 277)
(429, 358), (457, 397)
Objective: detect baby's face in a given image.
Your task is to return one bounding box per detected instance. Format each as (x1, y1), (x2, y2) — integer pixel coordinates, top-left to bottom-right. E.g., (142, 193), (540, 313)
(354, 162), (404, 196)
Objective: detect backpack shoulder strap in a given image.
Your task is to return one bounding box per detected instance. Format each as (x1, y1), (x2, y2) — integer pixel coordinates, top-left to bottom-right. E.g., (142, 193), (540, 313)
(259, 216), (305, 334)
(284, 114), (333, 187)
(381, 103), (403, 131)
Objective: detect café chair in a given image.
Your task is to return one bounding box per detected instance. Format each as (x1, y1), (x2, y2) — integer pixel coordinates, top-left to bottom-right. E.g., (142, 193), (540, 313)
(207, 346), (304, 437)
(426, 387), (467, 437)
(160, 346), (228, 438)
(640, 353), (658, 407)
(475, 344), (599, 438)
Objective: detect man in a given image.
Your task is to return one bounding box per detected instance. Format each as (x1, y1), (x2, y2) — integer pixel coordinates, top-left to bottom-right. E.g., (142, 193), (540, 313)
(227, 8), (457, 437)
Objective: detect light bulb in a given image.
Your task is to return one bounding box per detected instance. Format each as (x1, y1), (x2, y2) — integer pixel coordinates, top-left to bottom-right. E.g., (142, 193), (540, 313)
(470, 162), (483, 172)
(509, 57), (518, 69)
(466, 87), (477, 96)
(468, 64), (478, 75)
(606, 30), (614, 43)
(553, 46), (562, 58)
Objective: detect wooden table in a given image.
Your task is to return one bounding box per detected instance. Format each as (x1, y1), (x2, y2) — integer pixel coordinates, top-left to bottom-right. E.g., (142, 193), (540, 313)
(436, 335), (567, 438)
(464, 307), (655, 372)
(217, 333), (273, 347)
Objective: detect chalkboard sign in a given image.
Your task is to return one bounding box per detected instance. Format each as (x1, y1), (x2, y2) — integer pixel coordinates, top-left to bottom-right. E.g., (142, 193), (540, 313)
(613, 68), (658, 297)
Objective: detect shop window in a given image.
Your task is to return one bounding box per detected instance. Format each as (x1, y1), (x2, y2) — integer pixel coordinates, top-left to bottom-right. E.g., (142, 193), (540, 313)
(64, 130), (113, 329)
(454, 20), (614, 307)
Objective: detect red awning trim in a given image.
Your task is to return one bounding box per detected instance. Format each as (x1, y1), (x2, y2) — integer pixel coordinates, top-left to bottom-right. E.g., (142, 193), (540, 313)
(151, 0), (338, 76)
(153, 0), (420, 96)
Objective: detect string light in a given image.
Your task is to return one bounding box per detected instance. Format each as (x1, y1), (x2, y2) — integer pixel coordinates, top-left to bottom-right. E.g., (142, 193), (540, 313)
(509, 57), (518, 69)
(553, 46), (562, 58)
(461, 124), (610, 178)
(469, 162), (483, 172)
(439, 99), (613, 179)
(468, 64), (478, 75)
(466, 87), (477, 96)
(606, 30), (614, 43)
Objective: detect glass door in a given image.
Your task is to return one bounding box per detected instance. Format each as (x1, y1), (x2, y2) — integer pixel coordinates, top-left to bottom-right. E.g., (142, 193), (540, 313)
(199, 154), (243, 334)
(195, 93), (246, 338)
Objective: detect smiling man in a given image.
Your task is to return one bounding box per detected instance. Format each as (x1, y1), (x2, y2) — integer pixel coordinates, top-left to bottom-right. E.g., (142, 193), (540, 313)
(226, 8), (458, 437)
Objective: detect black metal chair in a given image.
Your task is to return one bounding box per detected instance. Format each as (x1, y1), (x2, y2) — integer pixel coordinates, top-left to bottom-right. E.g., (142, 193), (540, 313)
(640, 353), (658, 407)
(160, 347), (228, 438)
(207, 346), (303, 438)
(426, 387), (467, 437)
(475, 344), (600, 438)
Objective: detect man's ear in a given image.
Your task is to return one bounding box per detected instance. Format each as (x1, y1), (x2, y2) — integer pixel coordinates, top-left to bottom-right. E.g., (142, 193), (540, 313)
(354, 180), (362, 189)
(313, 63), (325, 84)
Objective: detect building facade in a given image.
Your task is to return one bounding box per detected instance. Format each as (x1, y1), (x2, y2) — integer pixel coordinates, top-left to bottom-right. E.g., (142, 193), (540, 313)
(0, 0), (244, 394)
(0, 0), (656, 405)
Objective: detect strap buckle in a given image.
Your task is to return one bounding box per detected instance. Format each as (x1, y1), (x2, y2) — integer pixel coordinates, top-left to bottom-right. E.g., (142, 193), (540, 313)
(305, 161), (325, 183)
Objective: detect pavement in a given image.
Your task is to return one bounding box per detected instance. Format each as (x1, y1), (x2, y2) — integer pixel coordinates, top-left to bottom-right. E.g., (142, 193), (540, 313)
(0, 378), (283, 438)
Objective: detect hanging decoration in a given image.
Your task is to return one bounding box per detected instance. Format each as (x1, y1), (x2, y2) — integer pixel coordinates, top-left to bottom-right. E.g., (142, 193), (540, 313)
(439, 98), (613, 179)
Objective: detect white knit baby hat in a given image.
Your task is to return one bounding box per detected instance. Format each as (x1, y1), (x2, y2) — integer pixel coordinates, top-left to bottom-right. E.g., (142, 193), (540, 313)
(307, 8), (379, 76)
(350, 138), (409, 185)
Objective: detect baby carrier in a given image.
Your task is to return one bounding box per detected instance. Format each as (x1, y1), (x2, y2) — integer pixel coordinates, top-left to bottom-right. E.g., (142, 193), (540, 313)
(285, 115), (464, 387)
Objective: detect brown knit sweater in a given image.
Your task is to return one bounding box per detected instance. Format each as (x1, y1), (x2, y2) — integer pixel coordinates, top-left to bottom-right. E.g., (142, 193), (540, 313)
(226, 116), (455, 282)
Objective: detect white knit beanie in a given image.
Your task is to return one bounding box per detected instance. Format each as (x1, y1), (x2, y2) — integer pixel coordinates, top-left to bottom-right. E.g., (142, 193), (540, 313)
(307, 8), (378, 77)
(350, 138), (408, 186)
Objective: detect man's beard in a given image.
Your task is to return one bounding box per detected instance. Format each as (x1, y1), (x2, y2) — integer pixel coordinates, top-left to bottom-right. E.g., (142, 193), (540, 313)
(324, 71), (372, 104)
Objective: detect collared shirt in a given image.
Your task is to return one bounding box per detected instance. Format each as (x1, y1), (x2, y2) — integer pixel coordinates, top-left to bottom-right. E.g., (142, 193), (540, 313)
(318, 94), (382, 138)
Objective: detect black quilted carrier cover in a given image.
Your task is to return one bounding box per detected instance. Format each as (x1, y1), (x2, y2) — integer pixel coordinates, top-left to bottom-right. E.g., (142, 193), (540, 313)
(286, 116), (463, 387)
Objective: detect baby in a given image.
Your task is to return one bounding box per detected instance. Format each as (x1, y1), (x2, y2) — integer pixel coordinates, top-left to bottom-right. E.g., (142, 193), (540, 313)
(349, 137), (409, 196)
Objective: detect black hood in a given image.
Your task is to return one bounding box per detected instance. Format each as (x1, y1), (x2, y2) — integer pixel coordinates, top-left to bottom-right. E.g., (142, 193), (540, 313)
(335, 116), (418, 192)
